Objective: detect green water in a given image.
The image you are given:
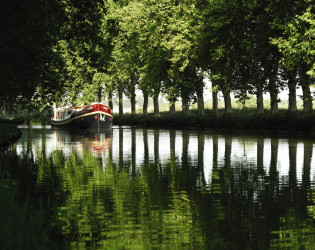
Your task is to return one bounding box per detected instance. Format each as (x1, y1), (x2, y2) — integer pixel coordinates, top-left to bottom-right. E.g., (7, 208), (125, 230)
(2, 126), (315, 249)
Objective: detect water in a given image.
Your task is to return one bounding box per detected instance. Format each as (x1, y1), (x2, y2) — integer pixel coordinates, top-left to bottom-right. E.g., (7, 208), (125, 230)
(2, 125), (315, 249)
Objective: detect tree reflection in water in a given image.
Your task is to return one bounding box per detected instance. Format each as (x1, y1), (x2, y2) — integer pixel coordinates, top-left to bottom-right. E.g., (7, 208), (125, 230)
(2, 126), (315, 249)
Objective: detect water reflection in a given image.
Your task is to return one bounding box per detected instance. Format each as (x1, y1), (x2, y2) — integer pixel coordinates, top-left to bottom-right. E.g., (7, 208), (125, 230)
(4, 126), (315, 248)
(52, 128), (112, 157)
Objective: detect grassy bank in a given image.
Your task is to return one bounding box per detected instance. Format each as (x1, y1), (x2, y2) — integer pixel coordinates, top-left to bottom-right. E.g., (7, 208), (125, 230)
(0, 123), (22, 147)
(113, 109), (315, 136)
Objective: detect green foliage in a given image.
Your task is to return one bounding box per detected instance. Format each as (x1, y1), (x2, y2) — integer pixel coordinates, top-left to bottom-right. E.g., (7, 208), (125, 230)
(0, 0), (64, 106)
(272, 2), (315, 77)
(1, 0), (314, 114)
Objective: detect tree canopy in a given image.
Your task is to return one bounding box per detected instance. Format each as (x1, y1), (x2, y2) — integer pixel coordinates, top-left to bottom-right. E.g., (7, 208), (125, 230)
(1, 0), (314, 113)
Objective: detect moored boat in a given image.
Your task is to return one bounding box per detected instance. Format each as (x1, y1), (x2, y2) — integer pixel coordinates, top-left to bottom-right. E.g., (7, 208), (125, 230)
(50, 103), (113, 129)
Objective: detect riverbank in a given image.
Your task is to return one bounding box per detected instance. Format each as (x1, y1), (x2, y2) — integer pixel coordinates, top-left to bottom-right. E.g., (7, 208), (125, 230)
(2, 108), (315, 137)
(113, 109), (315, 136)
(0, 123), (21, 147)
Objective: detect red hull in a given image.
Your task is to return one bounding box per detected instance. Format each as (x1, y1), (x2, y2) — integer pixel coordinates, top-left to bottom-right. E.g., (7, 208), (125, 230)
(51, 103), (113, 129)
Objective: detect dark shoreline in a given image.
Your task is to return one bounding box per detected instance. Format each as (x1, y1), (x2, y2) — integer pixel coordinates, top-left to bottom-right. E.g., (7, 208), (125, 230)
(113, 110), (315, 138)
(0, 124), (22, 147)
(1, 109), (315, 141)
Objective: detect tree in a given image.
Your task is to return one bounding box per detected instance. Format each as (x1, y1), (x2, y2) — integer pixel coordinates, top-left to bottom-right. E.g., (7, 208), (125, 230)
(164, 0), (205, 114)
(198, 0), (248, 114)
(0, 0), (64, 107)
(271, 0), (314, 113)
(57, 0), (113, 105)
(272, 3), (315, 78)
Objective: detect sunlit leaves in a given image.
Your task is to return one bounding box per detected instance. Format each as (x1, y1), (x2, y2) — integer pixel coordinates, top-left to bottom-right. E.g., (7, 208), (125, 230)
(271, 4), (315, 77)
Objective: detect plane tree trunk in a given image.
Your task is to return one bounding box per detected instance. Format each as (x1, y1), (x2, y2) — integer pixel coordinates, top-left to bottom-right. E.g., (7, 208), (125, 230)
(223, 90), (232, 114)
(118, 90), (123, 118)
(256, 83), (264, 114)
(287, 71), (297, 112)
(153, 90), (159, 116)
(212, 90), (218, 115)
(142, 89), (148, 116)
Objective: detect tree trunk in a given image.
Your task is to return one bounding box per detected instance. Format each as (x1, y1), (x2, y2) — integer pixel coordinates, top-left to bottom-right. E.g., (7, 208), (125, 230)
(300, 71), (312, 113)
(301, 84), (312, 113)
(118, 90), (123, 118)
(197, 86), (205, 115)
(153, 91), (159, 116)
(269, 74), (278, 114)
(223, 90), (232, 114)
(181, 95), (189, 115)
(287, 71), (297, 112)
(108, 91), (113, 110)
(212, 90), (218, 115)
(169, 100), (176, 114)
(130, 86), (136, 117)
(256, 83), (264, 114)
(142, 90), (148, 116)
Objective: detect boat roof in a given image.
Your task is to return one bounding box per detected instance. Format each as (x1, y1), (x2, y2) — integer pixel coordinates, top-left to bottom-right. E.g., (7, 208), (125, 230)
(55, 103), (109, 112)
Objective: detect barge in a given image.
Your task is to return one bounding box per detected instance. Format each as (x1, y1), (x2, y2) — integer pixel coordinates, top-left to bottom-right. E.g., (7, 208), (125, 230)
(51, 103), (113, 129)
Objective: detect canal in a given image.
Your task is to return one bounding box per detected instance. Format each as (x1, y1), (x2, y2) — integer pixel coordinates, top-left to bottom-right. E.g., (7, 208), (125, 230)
(2, 125), (315, 249)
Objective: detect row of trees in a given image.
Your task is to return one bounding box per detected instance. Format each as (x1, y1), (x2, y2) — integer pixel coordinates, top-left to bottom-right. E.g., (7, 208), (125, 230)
(1, 0), (314, 117)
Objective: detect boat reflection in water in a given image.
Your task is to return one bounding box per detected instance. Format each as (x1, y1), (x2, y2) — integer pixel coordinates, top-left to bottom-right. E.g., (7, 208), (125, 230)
(52, 128), (112, 157)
